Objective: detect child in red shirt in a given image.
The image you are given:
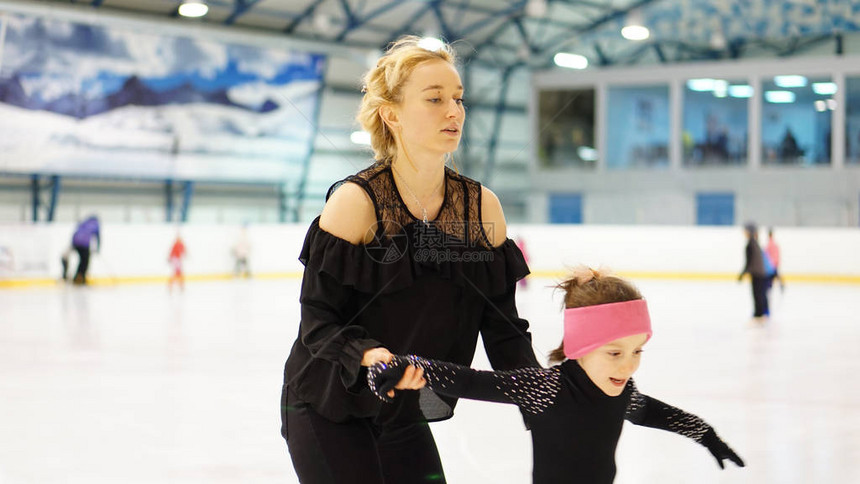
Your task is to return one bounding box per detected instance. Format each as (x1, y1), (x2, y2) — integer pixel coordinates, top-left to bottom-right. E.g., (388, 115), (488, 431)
(168, 235), (186, 292)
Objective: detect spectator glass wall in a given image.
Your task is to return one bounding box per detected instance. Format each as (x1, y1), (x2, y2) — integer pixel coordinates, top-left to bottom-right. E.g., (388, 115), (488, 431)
(537, 89), (596, 168)
(535, 67), (856, 173)
(848, 76), (860, 165)
(682, 79), (749, 166)
(761, 76), (833, 166)
(606, 85), (670, 169)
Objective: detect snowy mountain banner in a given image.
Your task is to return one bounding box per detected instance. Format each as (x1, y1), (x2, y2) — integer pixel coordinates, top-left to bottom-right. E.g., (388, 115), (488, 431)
(0, 13), (325, 182)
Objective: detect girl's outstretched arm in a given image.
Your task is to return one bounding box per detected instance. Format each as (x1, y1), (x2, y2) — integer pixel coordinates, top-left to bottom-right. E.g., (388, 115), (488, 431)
(367, 355), (560, 415)
(624, 380), (745, 469)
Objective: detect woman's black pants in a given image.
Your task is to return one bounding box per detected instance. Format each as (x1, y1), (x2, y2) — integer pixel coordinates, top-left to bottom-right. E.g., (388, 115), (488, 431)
(283, 388), (446, 484)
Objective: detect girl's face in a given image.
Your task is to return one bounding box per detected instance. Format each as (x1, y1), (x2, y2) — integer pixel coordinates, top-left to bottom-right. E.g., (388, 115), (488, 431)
(577, 333), (649, 397)
(386, 59), (465, 159)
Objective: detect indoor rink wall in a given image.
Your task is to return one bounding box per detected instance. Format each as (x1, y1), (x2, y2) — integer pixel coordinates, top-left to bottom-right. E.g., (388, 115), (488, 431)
(1, 223), (858, 287)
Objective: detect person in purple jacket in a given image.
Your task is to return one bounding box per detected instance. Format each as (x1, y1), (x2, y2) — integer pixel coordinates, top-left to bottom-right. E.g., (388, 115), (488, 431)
(71, 215), (100, 285)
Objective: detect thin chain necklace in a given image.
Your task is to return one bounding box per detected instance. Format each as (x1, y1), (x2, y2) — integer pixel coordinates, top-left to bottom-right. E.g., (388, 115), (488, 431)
(391, 164), (445, 224)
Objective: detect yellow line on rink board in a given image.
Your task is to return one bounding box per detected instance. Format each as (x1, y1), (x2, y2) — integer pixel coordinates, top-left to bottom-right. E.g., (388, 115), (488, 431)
(2, 271), (859, 288)
(528, 270), (860, 284)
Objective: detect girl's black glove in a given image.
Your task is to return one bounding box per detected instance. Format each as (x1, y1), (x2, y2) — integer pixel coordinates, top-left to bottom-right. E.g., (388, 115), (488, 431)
(701, 429), (745, 469)
(366, 356), (407, 403)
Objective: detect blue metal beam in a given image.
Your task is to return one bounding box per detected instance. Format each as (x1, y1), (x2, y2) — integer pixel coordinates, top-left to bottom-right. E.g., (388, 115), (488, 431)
(621, 41), (654, 65)
(180, 181), (194, 223)
(338, 1), (425, 43)
(331, 0), (362, 42)
(449, 0), (472, 32)
(461, 62), (473, 176)
(457, 1), (529, 42)
(278, 184), (288, 223)
(30, 175), (39, 223)
(430, 1), (455, 41)
(653, 43), (666, 63)
(338, 0), (357, 25)
(593, 42), (610, 65)
(225, 0), (263, 25)
(355, 0), (368, 16)
(91, 0), (105, 7)
(483, 67), (514, 186)
(383, 3), (435, 46)
(48, 175), (60, 222)
(530, 0), (660, 68)
(550, 0), (616, 8)
(512, 16), (534, 54)
(284, 0), (327, 34)
(165, 180), (174, 223)
(294, 58), (329, 222)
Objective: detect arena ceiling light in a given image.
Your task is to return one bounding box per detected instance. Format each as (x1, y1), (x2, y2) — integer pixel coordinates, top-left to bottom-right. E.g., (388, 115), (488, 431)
(178, 1), (209, 18)
(773, 75), (807, 88)
(764, 91), (796, 103)
(728, 85), (754, 98)
(621, 25), (650, 40)
(577, 146), (598, 162)
(686, 78), (723, 92)
(621, 11), (649, 41)
(553, 53), (588, 69)
(812, 82), (838, 95)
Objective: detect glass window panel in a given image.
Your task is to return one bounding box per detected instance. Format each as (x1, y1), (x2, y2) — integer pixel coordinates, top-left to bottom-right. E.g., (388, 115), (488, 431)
(537, 89), (596, 168)
(549, 193), (583, 224)
(606, 85), (670, 169)
(847, 77), (860, 165)
(761, 76), (832, 166)
(696, 192), (735, 226)
(682, 79), (749, 166)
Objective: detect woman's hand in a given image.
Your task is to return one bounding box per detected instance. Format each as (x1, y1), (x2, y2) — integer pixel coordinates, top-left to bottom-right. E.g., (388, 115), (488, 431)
(361, 347), (393, 367)
(391, 365), (425, 397)
(366, 355), (427, 401)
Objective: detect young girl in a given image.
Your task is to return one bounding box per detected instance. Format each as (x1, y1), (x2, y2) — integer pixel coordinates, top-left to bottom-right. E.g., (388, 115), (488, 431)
(368, 268), (744, 483)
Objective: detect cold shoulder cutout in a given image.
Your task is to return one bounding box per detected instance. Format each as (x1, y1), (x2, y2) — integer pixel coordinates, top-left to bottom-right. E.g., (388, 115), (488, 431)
(319, 179), (377, 245)
(480, 186), (507, 247)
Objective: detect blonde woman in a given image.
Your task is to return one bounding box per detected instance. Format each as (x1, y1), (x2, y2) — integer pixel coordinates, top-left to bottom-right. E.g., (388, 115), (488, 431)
(280, 36), (538, 483)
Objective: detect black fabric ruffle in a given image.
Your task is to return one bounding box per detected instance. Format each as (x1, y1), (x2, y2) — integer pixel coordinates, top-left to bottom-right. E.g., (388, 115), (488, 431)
(298, 216), (529, 297)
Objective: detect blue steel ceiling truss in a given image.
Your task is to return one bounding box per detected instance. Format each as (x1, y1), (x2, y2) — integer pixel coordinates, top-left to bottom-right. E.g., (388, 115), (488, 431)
(25, 0), (860, 219)
(224, 0), (263, 25)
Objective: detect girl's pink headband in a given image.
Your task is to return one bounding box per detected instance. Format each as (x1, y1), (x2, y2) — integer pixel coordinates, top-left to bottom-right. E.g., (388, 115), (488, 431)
(563, 299), (652, 360)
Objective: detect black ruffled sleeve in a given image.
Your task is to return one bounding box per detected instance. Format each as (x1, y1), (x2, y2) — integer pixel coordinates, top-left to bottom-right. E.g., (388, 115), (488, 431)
(297, 217), (383, 390)
(478, 240), (541, 371)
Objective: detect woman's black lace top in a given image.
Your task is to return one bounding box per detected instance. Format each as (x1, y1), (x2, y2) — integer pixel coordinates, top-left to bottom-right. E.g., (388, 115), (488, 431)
(282, 162), (539, 428)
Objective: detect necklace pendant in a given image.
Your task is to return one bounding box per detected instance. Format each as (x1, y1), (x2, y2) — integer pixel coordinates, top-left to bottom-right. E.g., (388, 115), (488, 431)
(422, 209), (429, 224)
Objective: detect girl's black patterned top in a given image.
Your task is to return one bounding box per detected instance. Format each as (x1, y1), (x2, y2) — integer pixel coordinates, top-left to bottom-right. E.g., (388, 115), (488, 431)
(282, 162), (539, 432)
(369, 355), (735, 483)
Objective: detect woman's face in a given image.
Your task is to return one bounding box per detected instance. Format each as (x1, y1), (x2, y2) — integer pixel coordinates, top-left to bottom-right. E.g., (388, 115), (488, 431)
(577, 333), (649, 397)
(388, 59), (465, 159)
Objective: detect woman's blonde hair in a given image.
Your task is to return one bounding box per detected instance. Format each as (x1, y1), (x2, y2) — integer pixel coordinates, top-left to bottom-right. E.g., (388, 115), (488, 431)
(547, 267), (643, 364)
(356, 36), (458, 162)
